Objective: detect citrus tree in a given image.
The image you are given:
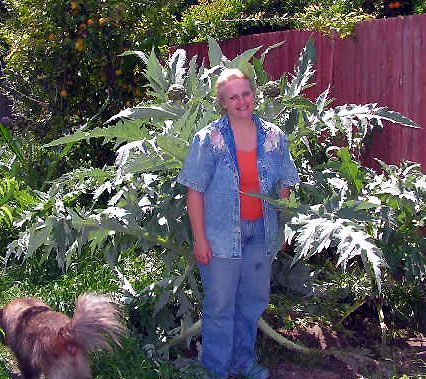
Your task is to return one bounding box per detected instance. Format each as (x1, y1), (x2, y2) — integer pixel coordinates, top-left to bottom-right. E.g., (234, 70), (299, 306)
(0, 0), (187, 142)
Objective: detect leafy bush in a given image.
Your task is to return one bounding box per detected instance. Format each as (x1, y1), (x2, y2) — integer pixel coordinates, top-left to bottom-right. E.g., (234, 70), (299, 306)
(176, 0), (306, 44)
(292, 1), (372, 37)
(177, 0), (246, 44)
(176, 0), (380, 44)
(0, 0), (184, 142)
(413, 0), (426, 13)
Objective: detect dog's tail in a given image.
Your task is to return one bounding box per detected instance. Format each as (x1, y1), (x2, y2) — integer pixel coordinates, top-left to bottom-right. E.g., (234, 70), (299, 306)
(60, 293), (126, 353)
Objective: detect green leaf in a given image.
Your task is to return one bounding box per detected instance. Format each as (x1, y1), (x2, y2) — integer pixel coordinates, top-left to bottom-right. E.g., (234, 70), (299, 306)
(168, 49), (187, 85)
(119, 50), (149, 64)
(106, 105), (182, 124)
(0, 123), (25, 163)
(124, 154), (181, 174)
(287, 36), (317, 97)
(281, 96), (318, 113)
(229, 46), (262, 72)
(44, 121), (149, 147)
(157, 136), (189, 164)
(252, 57), (270, 84)
(145, 48), (168, 94)
(260, 41), (286, 64)
(207, 36), (225, 67)
(0, 205), (13, 227)
(375, 108), (419, 128)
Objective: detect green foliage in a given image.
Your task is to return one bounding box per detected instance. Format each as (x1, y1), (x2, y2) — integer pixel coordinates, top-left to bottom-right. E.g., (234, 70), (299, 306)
(175, 0), (377, 43)
(6, 37), (423, 354)
(177, 0), (246, 44)
(0, 0), (185, 141)
(292, 1), (372, 38)
(0, 251), (189, 379)
(413, 0), (426, 13)
(175, 0), (310, 44)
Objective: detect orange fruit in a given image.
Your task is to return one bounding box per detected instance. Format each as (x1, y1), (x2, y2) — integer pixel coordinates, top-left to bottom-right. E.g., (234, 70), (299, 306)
(75, 38), (85, 52)
(87, 19), (94, 26)
(70, 1), (79, 10)
(60, 89), (69, 97)
(99, 17), (110, 26)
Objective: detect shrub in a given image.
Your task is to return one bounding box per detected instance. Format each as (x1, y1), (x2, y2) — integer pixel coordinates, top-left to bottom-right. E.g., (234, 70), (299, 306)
(413, 0), (426, 13)
(0, 0), (184, 141)
(292, 1), (373, 37)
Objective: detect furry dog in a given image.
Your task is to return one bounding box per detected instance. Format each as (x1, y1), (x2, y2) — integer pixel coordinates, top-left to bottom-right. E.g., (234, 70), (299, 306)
(0, 293), (126, 379)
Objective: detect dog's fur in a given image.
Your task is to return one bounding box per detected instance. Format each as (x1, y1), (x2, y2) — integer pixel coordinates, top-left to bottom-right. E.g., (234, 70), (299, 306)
(0, 293), (125, 379)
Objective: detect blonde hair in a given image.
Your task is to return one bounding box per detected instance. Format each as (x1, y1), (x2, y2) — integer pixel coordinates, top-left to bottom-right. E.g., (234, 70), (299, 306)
(215, 68), (255, 103)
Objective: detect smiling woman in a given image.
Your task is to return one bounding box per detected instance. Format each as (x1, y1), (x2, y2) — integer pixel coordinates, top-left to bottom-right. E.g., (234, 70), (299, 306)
(177, 68), (300, 379)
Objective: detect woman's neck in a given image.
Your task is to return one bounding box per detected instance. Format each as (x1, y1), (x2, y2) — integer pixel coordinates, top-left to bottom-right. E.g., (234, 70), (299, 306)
(229, 115), (257, 151)
(228, 114), (255, 131)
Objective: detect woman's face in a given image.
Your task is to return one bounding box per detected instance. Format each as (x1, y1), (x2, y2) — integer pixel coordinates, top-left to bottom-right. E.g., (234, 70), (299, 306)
(219, 78), (255, 120)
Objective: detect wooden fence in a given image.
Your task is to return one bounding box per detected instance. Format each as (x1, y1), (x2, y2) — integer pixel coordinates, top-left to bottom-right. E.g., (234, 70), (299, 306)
(182, 14), (426, 170)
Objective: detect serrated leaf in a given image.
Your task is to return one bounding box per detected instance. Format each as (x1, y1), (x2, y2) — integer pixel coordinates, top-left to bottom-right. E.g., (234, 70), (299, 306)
(44, 121), (149, 147)
(124, 154), (181, 174)
(229, 46), (262, 70)
(252, 57), (270, 84)
(281, 96), (317, 113)
(106, 105), (180, 124)
(145, 48), (168, 94)
(172, 104), (200, 141)
(154, 291), (171, 315)
(157, 136), (189, 164)
(168, 49), (187, 85)
(260, 41), (286, 63)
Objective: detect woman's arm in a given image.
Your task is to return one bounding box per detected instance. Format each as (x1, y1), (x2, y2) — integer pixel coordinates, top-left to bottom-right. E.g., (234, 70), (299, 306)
(187, 189), (213, 265)
(279, 187), (290, 252)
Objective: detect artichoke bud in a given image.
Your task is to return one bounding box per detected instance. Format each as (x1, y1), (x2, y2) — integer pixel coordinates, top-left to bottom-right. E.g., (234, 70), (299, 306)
(167, 84), (186, 101)
(262, 81), (281, 98)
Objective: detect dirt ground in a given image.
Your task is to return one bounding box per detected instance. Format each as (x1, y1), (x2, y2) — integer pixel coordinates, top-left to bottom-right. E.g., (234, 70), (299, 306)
(261, 322), (426, 379)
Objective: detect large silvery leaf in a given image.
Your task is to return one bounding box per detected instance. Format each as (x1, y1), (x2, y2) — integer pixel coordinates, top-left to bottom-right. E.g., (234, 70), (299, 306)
(335, 225), (384, 292)
(145, 48), (169, 95)
(292, 216), (384, 292)
(106, 105), (181, 124)
(287, 36), (316, 97)
(172, 104), (200, 141)
(374, 108), (419, 128)
(208, 36), (226, 67)
(168, 49), (187, 85)
(44, 121), (149, 147)
(157, 135), (189, 164)
(229, 46), (262, 71)
(123, 154), (181, 174)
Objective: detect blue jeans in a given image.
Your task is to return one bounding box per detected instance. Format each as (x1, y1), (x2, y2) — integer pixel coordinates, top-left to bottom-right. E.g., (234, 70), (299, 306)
(199, 219), (272, 378)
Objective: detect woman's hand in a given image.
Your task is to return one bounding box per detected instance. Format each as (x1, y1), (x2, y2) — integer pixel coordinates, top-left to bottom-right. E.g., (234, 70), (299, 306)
(194, 237), (213, 265)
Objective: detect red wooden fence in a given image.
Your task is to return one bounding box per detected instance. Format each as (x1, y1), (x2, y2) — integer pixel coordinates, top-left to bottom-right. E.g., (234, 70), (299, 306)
(182, 14), (426, 170)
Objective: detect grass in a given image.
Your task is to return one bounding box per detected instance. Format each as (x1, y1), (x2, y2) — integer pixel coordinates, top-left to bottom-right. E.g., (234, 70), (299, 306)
(0, 250), (194, 379)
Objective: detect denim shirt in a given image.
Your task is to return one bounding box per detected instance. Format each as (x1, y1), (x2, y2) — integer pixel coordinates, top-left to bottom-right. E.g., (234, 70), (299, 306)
(177, 114), (300, 258)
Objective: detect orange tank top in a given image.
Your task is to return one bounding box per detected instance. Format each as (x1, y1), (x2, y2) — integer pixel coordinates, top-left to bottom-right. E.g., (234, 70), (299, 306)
(237, 149), (263, 220)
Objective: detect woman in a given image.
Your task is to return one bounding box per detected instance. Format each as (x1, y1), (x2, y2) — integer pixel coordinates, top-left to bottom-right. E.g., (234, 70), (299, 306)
(178, 68), (300, 379)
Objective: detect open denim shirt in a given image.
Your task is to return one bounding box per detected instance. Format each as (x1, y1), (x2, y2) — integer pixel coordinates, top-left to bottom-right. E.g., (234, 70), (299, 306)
(177, 114), (300, 258)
